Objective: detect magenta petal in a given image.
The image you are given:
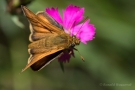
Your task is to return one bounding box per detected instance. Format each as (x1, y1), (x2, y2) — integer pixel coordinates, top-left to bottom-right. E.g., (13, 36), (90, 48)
(58, 49), (74, 63)
(63, 4), (84, 30)
(46, 7), (63, 25)
(58, 52), (71, 63)
(71, 20), (96, 44)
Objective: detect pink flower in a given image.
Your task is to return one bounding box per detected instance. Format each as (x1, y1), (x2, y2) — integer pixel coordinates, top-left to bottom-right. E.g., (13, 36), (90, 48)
(45, 4), (96, 62)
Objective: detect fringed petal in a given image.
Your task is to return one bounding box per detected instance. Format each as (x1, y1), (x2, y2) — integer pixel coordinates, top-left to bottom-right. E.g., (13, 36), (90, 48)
(46, 7), (63, 25)
(63, 4), (84, 30)
(71, 20), (96, 44)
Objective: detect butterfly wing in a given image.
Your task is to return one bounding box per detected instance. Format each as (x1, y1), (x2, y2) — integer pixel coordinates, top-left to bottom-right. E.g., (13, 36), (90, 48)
(30, 50), (63, 71)
(21, 6), (63, 33)
(29, 11), (63, 42)
(21, 6), (67, 72)
(21, 5), (63, 42)
(22, 48), (64, 72)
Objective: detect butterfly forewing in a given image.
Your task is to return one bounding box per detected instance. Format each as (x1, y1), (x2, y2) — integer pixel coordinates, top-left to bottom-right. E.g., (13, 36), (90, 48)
(21, 6), (63, 34)
(36, 11), (63, 29)
(29, 11), (63, 42)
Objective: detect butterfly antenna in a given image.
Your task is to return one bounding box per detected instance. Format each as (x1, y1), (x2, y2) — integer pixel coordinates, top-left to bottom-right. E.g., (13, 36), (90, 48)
(75, 17), (89, 36)
(67, 21), (77, 43)
(68, 21), (76, 35)
(74, 48), (85, 61)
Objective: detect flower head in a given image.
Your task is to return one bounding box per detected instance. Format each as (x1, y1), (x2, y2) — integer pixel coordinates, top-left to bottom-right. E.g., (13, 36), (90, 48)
(45, 4), (96, 62)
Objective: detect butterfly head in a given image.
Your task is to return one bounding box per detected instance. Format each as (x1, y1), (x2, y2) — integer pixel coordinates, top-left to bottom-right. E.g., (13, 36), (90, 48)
(70, 36), (80, 47)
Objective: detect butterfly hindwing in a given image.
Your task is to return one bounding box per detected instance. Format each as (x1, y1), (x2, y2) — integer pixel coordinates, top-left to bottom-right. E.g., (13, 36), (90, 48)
(22, 47), (64, 72)
(30, 50), (63, 71)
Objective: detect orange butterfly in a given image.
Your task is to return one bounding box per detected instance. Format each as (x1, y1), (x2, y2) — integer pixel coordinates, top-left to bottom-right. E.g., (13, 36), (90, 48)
(21, 6), (82, 72)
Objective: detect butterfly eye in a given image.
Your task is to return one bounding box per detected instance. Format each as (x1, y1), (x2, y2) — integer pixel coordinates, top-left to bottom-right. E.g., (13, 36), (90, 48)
(70, 43), (75, 47)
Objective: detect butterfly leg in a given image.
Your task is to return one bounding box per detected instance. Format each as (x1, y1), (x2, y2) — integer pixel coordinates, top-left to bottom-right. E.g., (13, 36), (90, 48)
(73, 48), (85, 61)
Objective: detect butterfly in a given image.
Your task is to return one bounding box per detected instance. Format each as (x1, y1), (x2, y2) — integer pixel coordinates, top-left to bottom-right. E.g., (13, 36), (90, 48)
(21, 5), (84, 72)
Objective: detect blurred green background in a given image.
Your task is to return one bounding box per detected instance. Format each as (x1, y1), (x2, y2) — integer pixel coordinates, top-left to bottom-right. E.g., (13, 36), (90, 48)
(0, 0), (135, 90)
